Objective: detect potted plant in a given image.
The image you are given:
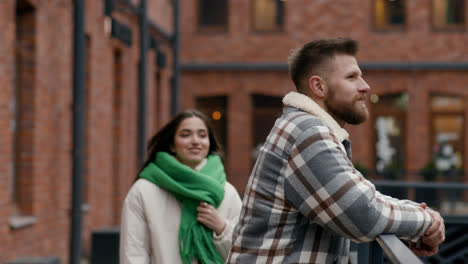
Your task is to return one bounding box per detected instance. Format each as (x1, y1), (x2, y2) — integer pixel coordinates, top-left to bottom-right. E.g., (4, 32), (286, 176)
(416, 161), (439, 208)
(419, 160), (439, 182)
(354, 162), (369, 177)
(379, 161), (406, 199)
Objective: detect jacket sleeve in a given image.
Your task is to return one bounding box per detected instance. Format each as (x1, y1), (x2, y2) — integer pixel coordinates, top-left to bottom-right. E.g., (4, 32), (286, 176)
(212, 183), (243, 260)
(284, 125), (432, 243)
(120, 184), (152, 264)
(375, 190), (422, 207)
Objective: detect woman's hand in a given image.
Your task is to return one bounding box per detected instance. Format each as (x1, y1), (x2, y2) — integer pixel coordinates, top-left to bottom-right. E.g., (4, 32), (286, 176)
(197, 201), (226, 236)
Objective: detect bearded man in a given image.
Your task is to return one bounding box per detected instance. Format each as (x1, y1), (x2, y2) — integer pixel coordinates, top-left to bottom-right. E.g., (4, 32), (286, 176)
(227, 38), (445, 264)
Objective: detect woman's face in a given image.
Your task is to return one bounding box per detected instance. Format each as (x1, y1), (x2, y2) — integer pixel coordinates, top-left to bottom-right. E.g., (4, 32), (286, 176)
(172, 116), (210, 169)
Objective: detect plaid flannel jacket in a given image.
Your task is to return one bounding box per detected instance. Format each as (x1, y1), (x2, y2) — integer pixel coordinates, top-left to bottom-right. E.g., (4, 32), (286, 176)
(227, 92), (432, 264)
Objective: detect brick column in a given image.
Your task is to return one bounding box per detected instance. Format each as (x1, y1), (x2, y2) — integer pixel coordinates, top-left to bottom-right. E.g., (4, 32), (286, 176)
(227, 92), (251, 195)
(406, 84), (429, 181)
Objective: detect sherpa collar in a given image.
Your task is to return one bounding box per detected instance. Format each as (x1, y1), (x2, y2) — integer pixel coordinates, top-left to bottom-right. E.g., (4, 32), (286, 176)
(282, 91), (349, 142)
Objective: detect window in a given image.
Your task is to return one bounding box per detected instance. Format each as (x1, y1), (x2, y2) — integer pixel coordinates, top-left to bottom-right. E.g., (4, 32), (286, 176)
(13, 1), (36, 215)
(430, 95), (465, 210)
(432, 0), (465, 30)
(198, 0), (228, 32)
(374, 0), (406, 30)
(372, 93), (407, 177)
(252, 0), (284, 31)
(371, 93), (408, 180)
(196, 96), (228, 158)
(431, 95), (464, 179)
(251, 95), (282, 165)
(371, 93), (408, 199)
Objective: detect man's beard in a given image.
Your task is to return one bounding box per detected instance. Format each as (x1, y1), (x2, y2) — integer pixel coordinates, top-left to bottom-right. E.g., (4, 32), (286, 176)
(325, 92), (369, 125)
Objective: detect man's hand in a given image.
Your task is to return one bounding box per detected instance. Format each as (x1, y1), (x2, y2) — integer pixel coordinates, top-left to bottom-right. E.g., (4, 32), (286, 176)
(410, 203), (445, 257)
(409, 241), (438, 257)
(423, 209), (445, 246)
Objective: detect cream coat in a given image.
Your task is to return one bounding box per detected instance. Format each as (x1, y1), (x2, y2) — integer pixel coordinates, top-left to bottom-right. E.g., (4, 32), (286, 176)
(120, 177), (242, 264)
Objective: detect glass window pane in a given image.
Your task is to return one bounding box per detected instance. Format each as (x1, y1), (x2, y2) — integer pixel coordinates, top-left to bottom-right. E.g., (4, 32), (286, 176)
(432, 115), (464, 171)
(14, 2), (36, 214)
(196, 96), (228, 157)
(432, 0), (465, 29)
(431, 95), (464, 112)
(371, 93), (408, 181)
(374, 0), (406, 29)
(431, 95), (465, 182)
(252, 95), (283, 165)
(253, 0), (284, 31)
(375, 116), (405, 178)
(199, 0), (228, 29)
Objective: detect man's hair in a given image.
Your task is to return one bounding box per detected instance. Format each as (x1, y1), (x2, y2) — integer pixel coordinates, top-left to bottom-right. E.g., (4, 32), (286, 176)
(288, 38), (359, 93)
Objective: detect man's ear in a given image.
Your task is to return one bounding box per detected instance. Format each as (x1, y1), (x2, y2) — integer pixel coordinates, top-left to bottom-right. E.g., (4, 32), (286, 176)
(308, 75), (327, 98)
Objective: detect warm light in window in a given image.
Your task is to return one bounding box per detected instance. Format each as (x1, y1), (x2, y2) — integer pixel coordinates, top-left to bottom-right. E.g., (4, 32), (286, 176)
(253, 0), (284, 31)
(212, 111), (222, 120)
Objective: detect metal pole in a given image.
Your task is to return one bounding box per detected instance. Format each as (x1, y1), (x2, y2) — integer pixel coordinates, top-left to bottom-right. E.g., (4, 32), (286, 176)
(357, 242), (370, 264)
(70, 0), (85, 263)
(171, 0), (180, 116)
(138, 0), (148, 166)
(370, 240), (384, 263)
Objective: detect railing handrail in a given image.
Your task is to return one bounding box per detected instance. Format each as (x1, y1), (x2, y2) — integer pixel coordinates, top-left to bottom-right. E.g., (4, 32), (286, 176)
(372, 180), (468, 190)
(376, 235), (423, 264)
(358, 204), (468, 263)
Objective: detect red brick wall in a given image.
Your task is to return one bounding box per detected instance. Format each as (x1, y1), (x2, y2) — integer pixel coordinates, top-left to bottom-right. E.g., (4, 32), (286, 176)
(0, 0), (173, 262)
(147, 0), (174, 34)
(0, 0), (16, 261)
(0, 0), (74, 262)
(179, 0), (468, 194)
(180, 71), (292, 193)
(180, 0), (468, 62)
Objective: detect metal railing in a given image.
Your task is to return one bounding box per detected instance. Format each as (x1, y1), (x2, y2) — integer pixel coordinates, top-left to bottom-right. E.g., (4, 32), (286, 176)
(373, 180), (468, 191)
(358, 216), (468, 263)
(373, 180), (468, 214)
(357, 235), (423, 264)
(356, 180), (468, 263)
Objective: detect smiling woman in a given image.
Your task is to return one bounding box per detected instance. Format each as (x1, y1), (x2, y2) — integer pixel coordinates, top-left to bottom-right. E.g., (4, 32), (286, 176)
(120, 109), (242, 264)
(172, 117), (211, 169)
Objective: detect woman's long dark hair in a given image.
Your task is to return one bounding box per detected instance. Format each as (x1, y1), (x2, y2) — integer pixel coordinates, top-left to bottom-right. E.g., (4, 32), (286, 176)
(136, 109), (224, 180)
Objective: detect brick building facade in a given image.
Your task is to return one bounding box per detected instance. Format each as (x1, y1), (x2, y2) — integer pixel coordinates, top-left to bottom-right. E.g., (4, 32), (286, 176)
(2, 0), (468, 262)
(0, 0), (173, 262)
(179, 0), (468, 196)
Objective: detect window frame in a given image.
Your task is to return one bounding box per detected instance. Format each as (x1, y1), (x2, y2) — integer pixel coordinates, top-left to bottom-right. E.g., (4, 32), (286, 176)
(370, 93), (409, 180)
(429, 94), (466, 178)
(250, 0), (286, 33)
(431, 0), (466, 31)
(12, 1), (37, 217)
(197, 0), (229, 34)
(195, 96), (228, 158)
(372, 0), (407, 32)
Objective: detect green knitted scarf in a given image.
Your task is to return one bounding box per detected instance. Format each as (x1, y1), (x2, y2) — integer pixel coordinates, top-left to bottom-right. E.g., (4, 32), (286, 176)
(140, 151), (226, 264)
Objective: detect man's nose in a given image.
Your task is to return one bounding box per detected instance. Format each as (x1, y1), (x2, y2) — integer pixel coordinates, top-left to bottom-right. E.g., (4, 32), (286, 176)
(359, 78), (371, 93)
